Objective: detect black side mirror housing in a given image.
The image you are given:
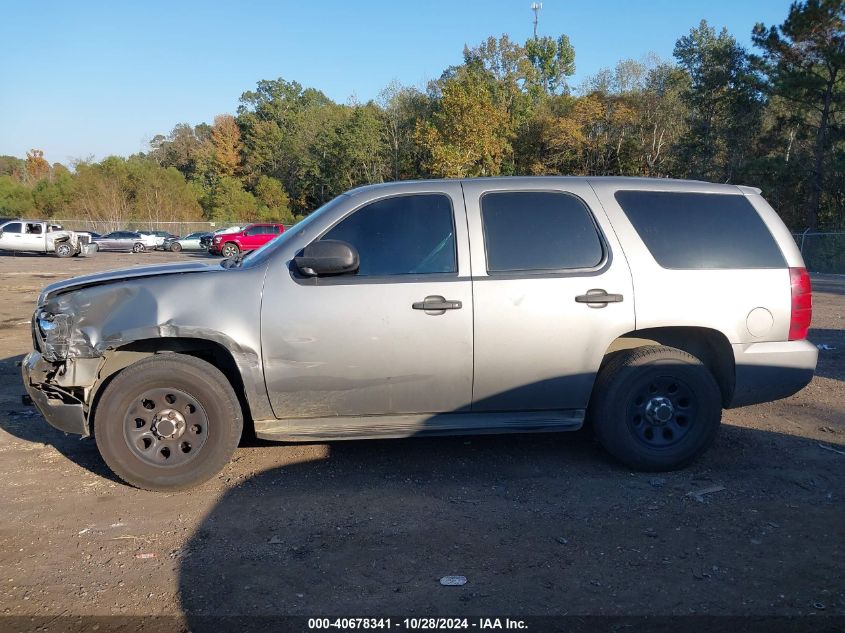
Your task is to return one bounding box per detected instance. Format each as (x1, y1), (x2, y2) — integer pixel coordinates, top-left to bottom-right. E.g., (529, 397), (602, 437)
(294, 240), (359, 277)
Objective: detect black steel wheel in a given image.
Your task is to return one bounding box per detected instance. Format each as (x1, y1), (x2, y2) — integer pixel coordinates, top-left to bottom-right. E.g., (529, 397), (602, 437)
(626, 375), (697, 448)
(123, 387), (210, 467)
(590, 345), (722, 471)
(95, 354), (242, 491)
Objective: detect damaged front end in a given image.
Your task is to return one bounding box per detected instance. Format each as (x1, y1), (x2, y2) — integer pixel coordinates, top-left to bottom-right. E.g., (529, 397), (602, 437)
(21, 353), (100, 435)
(22, 307), (103, 435)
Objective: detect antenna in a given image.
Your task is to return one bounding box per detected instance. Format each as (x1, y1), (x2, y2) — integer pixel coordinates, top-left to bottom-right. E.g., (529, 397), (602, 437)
(531, 2), (542, 39)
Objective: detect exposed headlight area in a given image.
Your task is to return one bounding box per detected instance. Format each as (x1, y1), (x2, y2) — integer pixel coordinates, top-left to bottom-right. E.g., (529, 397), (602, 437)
(35, 310), (72, 361)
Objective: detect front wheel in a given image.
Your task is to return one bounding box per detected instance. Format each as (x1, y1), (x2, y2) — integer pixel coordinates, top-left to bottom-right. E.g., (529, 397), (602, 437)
(170, 242), (182, 252)
(132, 242), (146, 253)
(94, 354), (243, 491)
(221, 242), (240, 258)
(54, 242), (73, 258)
(589, 345), (722, 471)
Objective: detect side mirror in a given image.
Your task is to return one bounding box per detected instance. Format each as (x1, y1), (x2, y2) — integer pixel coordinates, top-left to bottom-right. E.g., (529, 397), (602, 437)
(294, 240), (359, 277)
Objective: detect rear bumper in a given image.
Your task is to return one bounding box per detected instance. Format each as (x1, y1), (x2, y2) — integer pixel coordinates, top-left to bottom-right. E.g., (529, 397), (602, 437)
(21, 351), (88, 436)
(729, 339), (818, 408)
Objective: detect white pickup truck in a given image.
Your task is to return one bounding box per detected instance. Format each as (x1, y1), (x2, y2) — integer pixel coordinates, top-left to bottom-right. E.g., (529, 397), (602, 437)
(0, 220), (97, 257)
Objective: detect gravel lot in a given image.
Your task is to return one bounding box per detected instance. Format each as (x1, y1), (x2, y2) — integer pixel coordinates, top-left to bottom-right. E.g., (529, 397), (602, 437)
(0, 251), (843, 625)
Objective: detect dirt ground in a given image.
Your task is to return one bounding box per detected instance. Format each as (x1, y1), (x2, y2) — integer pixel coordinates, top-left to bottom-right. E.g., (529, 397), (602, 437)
(0, 250), (843, 626)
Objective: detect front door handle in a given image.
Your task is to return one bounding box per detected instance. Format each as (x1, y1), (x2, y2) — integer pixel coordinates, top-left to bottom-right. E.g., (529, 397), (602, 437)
(412, 295), (463, 313)
(575, 289), (624, 305)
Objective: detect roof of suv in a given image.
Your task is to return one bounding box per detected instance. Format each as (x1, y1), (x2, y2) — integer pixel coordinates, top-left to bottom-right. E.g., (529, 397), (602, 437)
(343, 176), (760, 199)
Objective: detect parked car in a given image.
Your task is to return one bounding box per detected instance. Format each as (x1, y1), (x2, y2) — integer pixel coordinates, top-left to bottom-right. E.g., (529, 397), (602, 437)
(137, 230), (177, 250)
(166, 232), (211, 252)
(22, 177), (817, 491)
(93, 231), (157, 253)
(208, 223), (284, 257)
(200, 226), (244, 250)
(0, 220), (96, 257)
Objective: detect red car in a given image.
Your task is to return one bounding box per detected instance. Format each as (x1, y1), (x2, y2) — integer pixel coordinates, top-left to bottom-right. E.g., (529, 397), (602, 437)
(209, 223), (285, 257)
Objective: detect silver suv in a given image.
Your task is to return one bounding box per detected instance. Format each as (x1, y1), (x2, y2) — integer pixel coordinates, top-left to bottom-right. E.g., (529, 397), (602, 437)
(22, 177), (817, 490)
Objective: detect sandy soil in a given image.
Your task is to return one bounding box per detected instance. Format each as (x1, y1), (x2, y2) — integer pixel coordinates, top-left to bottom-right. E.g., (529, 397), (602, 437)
(0, 250), (842, 625)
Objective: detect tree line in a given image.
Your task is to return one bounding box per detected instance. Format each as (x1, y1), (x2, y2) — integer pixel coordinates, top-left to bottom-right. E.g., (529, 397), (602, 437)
(1, 0), (842, 231)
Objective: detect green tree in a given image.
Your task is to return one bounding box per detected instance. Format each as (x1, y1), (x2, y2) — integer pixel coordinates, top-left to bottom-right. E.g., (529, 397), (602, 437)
(149, 123), (205, 179)
(0, 155), (25, 178)
(378, 81), (431, 180)
(525, 35), (576, 96)
(674, 20), (764, 182)
(206, 177), (259, 223)
(753, 0), (845, 229)
(254, 175), (294, 223)
(0, 175), (36, 215)
(32, 170), (76, 216)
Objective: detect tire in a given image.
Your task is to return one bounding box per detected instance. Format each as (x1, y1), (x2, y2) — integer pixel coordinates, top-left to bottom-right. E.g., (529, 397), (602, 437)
(132, 243), (146, 253)
(221, 242), (240, 258)
(170, 242), (182, 252)
(54, 242), (73, 258)
(589, 345), (722, 471)
(94, 353), (243, 491)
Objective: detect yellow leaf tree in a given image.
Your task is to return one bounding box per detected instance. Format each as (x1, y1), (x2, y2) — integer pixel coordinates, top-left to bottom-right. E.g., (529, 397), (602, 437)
(416, 69), (514, 178)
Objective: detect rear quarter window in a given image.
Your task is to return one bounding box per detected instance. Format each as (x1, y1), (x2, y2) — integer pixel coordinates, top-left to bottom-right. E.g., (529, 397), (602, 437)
(614, 191), (785, 269)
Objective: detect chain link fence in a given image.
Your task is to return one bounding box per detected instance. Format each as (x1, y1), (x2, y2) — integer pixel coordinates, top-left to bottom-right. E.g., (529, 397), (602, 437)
(51, 220), (222, 236)
(793, 231), (845, 274)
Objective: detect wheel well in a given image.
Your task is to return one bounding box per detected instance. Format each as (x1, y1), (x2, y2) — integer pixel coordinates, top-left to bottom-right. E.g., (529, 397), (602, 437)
(603, 327), (735, 406)
(89, 337), (253, 435)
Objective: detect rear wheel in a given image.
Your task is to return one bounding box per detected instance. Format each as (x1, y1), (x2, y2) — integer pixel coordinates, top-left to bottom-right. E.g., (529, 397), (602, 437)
(221, 242), (240, 258)
(589, 345), (722, 471)
(94, 354), (243, 491)
(132, 242), (145, 253)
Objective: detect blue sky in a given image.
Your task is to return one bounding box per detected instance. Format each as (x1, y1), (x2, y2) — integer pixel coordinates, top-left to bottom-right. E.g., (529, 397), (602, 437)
(0, 0), (791, 164)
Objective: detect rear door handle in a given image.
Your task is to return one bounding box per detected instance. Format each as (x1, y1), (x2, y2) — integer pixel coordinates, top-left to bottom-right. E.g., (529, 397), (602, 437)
(575, 289), (623, 305)
(412, 295), (463, 312)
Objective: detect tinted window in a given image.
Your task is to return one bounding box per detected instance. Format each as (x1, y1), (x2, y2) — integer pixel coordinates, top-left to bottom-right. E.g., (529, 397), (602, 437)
(3, 222), (22, 233)
(481, 192), (604, 272)
(321, 194), (456, 276)
(615, 191), (785, 269)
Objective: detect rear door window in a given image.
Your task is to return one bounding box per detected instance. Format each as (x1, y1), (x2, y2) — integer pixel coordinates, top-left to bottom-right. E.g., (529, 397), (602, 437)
(614, 191), (785, 269)
(3, 222), (22, 233)
(480, 191), (604, 273)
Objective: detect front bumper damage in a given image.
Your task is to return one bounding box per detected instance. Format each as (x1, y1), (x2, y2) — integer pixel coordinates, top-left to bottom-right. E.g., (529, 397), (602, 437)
(22, 351), (100, 436)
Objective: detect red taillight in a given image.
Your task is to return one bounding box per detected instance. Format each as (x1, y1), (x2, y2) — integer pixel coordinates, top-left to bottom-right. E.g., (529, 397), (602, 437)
(789, 267), (812, 340)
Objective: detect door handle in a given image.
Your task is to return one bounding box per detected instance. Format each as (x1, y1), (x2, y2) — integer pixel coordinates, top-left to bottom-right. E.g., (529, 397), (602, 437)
(412, 295), (462, 312)
(575, 289), (623, 305)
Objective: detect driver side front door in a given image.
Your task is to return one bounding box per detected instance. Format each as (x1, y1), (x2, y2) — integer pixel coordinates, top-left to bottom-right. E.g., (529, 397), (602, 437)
(260, 184), (473, 420)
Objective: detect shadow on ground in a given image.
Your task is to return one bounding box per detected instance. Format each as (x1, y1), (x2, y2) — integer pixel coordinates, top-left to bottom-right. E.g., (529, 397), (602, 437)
(175, 423), (844, 622)
(809, 328), (845, 382)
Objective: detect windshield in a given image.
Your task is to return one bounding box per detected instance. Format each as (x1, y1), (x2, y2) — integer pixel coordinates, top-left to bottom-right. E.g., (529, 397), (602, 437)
(239, 194), (349, 268)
